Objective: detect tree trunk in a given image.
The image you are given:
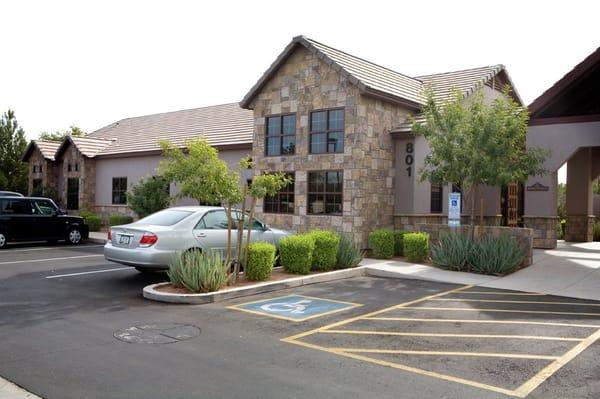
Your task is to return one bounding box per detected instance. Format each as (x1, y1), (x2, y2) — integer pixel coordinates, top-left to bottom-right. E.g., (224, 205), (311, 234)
(233, 186), (248, 283)
(470, 185), (477, 240)
(225, 204), (233, 267)
(243, 198), (257, 270)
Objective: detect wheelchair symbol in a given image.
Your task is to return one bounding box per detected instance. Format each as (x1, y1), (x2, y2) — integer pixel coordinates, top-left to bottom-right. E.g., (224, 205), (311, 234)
(260, 299), (313, 314)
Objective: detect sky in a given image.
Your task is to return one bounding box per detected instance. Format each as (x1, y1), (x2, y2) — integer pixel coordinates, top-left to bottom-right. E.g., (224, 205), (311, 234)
(1, 0), (598, 183)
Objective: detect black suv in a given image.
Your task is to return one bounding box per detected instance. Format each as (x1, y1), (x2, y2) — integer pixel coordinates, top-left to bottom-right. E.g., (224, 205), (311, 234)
(0, 196), (89, 248)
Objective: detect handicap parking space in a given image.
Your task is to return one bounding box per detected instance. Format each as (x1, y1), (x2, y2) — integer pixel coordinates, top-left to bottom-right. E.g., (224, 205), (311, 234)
(281, 284), (600, 398)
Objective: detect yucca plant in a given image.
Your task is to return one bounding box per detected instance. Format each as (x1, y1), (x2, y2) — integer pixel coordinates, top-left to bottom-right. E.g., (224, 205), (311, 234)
(468, 234), (524, 276)
(430, 231), (474, 272)
(593, 222), (600, 242)
(336, 234), (364, 269)
(168, 250), (230, 293)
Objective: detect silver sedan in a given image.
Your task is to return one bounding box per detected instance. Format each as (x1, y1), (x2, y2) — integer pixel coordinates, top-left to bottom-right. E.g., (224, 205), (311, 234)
(104, 206), (291, 272)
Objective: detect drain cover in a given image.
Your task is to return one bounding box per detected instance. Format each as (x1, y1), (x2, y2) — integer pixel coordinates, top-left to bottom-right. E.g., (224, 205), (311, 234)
(114, 323), (200, 344)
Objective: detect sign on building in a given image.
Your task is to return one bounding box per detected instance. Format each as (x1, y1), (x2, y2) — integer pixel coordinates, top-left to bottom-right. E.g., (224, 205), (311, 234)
(448, 192), (461, 227)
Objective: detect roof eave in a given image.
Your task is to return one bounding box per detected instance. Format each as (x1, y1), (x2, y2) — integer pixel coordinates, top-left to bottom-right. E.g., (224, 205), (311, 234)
(361, 87), (422, 111)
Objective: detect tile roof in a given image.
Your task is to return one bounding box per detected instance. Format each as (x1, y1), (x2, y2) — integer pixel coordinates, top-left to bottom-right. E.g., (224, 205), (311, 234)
(241, 36), (515, 112)
(87, 103), (253, 156)
(32, 140), (61, 161)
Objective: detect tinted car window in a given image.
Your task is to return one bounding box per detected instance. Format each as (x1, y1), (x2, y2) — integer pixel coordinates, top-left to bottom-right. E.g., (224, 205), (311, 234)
(233, 210), (263, 230)
(137, 210), (193, 226)
(32, 199), (58, 215)
(197, 210), (229, 229)
(0, 199), (32, 215)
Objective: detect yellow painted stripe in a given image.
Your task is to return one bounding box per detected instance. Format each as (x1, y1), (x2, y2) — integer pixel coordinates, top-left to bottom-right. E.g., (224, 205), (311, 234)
(398, 306), (600, 317)
(321, 329), (583, 341)
(363, 317), (600, 329)
(328, 348), (560, 360)
(282, 284), (473, 341)
(431, 298), (600, 307)
(514, 328), (600, 398)
(453, 291), (545, 296)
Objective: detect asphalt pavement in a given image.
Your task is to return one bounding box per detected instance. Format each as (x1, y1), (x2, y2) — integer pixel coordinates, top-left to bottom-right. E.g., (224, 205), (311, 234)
(1, 243), (600, 399)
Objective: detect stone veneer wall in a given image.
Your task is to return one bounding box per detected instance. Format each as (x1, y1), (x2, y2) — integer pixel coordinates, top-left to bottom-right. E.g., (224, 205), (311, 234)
(565, 215), (596, 242)
(414, 224), (534, 267)
(61, 145), (95, 213)
(250, 46), (411, 248)
(94, 205), (136, 223)
(27, 148), (58, 196)
(394, 214), (503, 232)
(523, 216), (558, 249)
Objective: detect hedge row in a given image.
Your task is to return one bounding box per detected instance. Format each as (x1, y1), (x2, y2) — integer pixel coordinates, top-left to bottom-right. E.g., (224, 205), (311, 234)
(368, 229), (429, 262)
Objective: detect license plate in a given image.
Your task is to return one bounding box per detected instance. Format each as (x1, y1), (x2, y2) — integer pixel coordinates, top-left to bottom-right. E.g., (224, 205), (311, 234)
(118, 235), (131, 245)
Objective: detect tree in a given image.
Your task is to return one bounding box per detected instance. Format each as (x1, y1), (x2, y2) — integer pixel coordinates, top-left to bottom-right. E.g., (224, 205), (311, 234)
(0, 109), (28, 193)
(412, 86), (548, 227)
(127, 175), (171, 218)
(38, 125), (84, 142)
(158, 139), (243, 270)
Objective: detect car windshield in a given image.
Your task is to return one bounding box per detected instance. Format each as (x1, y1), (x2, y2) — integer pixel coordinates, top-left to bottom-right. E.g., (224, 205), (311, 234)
(137, 210), (194, 226)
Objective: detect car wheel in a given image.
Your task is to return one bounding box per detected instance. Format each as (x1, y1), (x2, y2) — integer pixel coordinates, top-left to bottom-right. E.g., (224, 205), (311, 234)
(0, 233), (7, 249)
(66, 228), (83, 245)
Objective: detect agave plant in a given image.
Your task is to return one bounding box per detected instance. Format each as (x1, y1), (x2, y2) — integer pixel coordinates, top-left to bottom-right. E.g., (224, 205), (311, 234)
(430, 231), (474, 272)
(336, 234), (364, 269)
(469, 234), (524, 276)
(167, 250), (230, 293)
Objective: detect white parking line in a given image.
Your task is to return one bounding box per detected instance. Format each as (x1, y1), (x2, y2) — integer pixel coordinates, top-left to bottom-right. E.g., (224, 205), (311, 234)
(0, 255), (104, 265)
(5, 244), (104, 253)
(46, 267), (134, 279)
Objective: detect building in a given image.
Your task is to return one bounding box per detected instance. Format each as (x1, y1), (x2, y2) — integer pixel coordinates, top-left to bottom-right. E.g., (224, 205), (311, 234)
(23, 103), (253, 218)
(524, 46), (600, 247)
(24, 36), (536, 248)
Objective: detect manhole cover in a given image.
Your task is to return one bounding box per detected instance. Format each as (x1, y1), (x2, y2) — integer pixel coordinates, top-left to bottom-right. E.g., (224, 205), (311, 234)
(114, 323), (201, 344)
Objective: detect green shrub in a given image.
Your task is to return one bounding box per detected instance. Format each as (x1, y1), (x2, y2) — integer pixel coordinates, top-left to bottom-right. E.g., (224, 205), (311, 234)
(167, 250), (229, 293)
(85, 215), (102, 232)
(246, 242), (276, 281)
(393, 231), (407, 256)
(404, 232), (429, 262)
(127, 175), (171, 218)
(79, 210), (95, 219)
(336, 234), (364, 269)
(431, 231), (474, 271)
(307, 230), (341, 271)
(280, 234), (314, 274)
(593, 222), (600, 242)
(108, 214), (134, 226)
(468, 234), (524, 276)
(369, 229), (394, 259)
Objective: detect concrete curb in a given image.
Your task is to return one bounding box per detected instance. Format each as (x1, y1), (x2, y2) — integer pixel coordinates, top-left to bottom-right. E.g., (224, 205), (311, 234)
(0, 376), (42, 399)
(143, 266), (367, 304)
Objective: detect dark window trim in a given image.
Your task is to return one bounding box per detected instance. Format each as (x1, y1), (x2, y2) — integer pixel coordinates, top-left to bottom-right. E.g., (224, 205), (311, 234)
(309, 107), (345, 154)
(66, 177), (79, 210)
(430, 182), (443, 214)
(264, 113), (296, 157)
(307, 170), (343, 216)
(112, 177), (128, 205)
(263, 172), (295, 214)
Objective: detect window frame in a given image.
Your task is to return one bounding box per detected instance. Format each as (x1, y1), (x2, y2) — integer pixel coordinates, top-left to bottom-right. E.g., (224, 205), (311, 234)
(111, 177), (128, 205)
(309, 108), (345, 154)
(307, 170), (343, 216)
(263, 172), (295, 214)
(66, 178), (79, 210)
(430, 182), (443, 214)
(264, 113), (296, 157)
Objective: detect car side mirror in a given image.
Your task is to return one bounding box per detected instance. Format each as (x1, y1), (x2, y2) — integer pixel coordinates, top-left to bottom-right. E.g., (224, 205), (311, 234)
(261, 222), (270, 231)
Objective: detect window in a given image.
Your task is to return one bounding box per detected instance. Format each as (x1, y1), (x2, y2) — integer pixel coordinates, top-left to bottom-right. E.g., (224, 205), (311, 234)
(138, 210), (193, 226)
(67, 178), (79, 210)
(112, 177), (128, 205)
(39, 164), (42, 173)
(32, 199), (57, 215)
(0, 199), (32, 215)
(32, 179), (43, 196)
(67, 163), (72, 172)
(431, 183), (443, 213)
(265, 114), (296, 156)
(74, 163), (79, 172)
(310, 109), (344, 154)
(196, 210), (229, 229)
(308, 171), (343, 215)
(264, 173), (294, 214)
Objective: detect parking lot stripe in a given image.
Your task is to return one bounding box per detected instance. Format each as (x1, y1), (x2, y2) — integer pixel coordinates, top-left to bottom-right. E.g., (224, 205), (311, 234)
(431, 298), (600, 306)
(363, 317), (600, 329)
(0, 255), (103, 265)
(513, 328), (600, 398)
(4, 244), (104, 253)
(400, 306), (600, 317)
(452, 291), (545, 296)
(328, 348), (560, 360)
(321, 329), (583, 341)
(45, 267), (133, 279)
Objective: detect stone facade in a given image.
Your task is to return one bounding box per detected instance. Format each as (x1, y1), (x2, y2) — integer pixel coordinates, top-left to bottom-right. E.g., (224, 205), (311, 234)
(59, 144), (95, 213)
(27, 148), (58, 197)
(415, 224), (534, 268)
(565, 215), (596, 242)
(93, 205), (135, 221)
(250, 46), (411, 248)
(523, 216), (558, 249)
(394, 214), (503, 232)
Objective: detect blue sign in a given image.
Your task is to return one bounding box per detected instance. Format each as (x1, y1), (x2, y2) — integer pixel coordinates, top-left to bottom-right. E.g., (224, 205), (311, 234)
(448, 192), (461, 227)
(230, 294), (361, 322)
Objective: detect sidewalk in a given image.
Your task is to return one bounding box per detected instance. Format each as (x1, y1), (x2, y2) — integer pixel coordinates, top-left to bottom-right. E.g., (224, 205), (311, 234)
(364, 241), (600, 301)
(88, 231), (107, 244)
(0, 376), (41, 399)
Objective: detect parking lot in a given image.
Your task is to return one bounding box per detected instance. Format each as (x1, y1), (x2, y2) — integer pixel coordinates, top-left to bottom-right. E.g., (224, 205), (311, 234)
(1, 243), (600, 398)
